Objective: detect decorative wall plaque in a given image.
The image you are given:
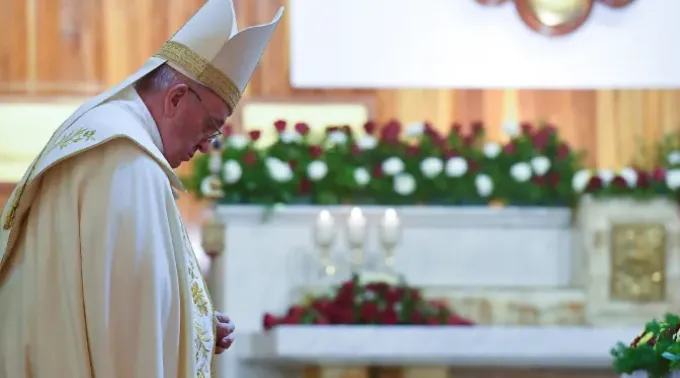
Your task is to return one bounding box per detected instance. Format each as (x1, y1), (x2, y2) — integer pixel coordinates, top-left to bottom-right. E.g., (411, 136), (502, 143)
(610, 223), (666, 302)
(476, 0), (637, 36)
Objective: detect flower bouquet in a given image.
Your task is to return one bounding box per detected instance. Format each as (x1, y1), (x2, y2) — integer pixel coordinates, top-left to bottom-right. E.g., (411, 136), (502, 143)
(573, 167), (680, 201)
(612, 314), (680, 378)
(189, 119), (584, 207)
(261, 275), (473, 330)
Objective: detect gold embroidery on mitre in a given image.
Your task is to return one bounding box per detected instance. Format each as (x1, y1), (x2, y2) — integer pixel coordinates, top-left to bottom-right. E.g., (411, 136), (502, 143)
(154, 41), (242, 112)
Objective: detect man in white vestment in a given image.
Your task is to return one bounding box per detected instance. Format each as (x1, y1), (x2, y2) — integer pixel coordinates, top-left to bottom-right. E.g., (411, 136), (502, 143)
(0, 1), (282, 377)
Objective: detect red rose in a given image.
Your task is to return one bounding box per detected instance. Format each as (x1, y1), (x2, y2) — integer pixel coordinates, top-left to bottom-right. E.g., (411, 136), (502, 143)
(274, 120), (287, 133)
(531, 129), (550, 150)
(263, 313), (279, 330)
(520, 122), (533, 135)
(446, 314), (474, 326)
(557, 142), (570, 160)
(334, 281), (356, 306)
(294, 122), (310, 135)
(311, 299), (332, 315)
(407, 145), (420, 156)
(380, 120), (401, 142)
(363, 121), (377, 134)
(444, 148), (459, 159)
(503, 142), (516, 154)
(450, 123), (462, 135)
(243, 151), (256, 166)
(471, 121), (484, 135)
(327, 306), (354, 324)
(360, 302), (379, 322)
(299, 179), (312, 194)
(652, 168), (666, 181)
(223, 124), (234, 137)
(410, 309), (426, 324)
(586, 176), (603, 191)
(637, 171), (651, 188)
(548, 172), (560, 186)
(385, 287), (405, 304)
(611, 176), (627, 188)
(309, 145), (323, 159)
(248, 130), (262, 141)
(379, 308), (398, 325)
(372, 165), (384, 178)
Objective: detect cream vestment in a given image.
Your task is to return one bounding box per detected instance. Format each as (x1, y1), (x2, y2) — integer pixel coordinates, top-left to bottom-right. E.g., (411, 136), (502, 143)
(0, 0), (282, 377)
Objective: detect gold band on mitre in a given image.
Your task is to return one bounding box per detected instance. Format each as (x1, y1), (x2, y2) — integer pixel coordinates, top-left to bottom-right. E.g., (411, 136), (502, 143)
(154, 41), (242, 111)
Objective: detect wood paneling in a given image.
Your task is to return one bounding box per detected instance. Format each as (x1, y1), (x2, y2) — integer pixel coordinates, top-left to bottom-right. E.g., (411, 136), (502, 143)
(2, 0), (679, 168)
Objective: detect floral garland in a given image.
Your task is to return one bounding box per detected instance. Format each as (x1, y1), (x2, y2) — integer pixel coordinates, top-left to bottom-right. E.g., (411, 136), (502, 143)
(188, 120), (585, 206)
(262, 275), (473, 329)
(612, 314), (680, 378)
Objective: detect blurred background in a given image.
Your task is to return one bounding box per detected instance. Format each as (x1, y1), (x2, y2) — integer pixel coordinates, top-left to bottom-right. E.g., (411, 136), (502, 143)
(2, 0), (680, 377)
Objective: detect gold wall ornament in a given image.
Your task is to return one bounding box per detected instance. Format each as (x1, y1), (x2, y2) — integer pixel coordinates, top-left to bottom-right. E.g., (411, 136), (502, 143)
(200, 213), (226, 257)
(610, 223), (667, 302)
(475, 0), (637, 37)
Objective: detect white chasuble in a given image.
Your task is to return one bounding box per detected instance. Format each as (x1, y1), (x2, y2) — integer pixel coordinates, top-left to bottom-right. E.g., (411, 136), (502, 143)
(0, 88), (216, 378)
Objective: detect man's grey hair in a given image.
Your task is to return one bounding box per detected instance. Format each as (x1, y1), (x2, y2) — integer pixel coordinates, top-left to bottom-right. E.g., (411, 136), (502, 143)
(135, 64), (185, 93)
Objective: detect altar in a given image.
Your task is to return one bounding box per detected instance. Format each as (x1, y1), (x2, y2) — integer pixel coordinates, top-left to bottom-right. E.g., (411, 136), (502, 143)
(200, 200), (680, 378)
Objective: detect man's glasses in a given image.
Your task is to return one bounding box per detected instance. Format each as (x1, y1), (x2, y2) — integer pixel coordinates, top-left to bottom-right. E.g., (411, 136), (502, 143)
(187, 87), (224, 144)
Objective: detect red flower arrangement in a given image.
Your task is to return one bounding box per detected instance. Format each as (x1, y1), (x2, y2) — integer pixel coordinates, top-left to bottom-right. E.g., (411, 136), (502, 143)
(262, 276), (474, 330)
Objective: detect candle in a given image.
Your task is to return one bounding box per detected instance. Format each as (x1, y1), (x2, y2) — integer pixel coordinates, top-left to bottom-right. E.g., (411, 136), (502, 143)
(379, 208), (401, 246)
(314, 210), (336, 247)
(346, 207), (367, 246)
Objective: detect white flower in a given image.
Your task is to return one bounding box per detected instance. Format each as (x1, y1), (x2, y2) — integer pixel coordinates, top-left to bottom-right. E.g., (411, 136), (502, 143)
(597, 169), (615, 185)
(327, 131), (348, 145)
(200, 176), (222, 196)
(353, 167), (371, 186)
(265, 157), (293, 182)
(394, 173), (416, 196)
(445, 157), (468, 177)
(666, 169), (680, 190)
(208, 153), (222, 174)
(280, 130), (302, 144)
(381, 157), (405, 176)
(405, 122), (426, 137)
(510, 162), (532, 182)
(356, 135), (378, 150)
(222, 159), (242, 184)
(483, 142), (501, 159)
(227, 134), (250, 150)
(668, 151), (680, 165)
(502, 120), (520, 138)
(419, 157), (444, 179)
(619, 167), (638, 187)
(530, 156), (551, 176)
(572, 169), (592, 192)
(475, 174), (493, 197)
(307, 160), (328, 181)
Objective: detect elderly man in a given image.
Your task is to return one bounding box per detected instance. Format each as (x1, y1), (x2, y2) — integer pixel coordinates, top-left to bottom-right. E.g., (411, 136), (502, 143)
(0, 0), (282, 377)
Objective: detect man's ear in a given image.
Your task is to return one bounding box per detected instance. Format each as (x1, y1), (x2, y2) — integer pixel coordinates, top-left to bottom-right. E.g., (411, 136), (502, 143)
(164, 83), (189, 117)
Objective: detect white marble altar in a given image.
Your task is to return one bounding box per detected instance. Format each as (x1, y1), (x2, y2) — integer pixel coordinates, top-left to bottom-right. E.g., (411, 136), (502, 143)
(207, 205), (577, 378)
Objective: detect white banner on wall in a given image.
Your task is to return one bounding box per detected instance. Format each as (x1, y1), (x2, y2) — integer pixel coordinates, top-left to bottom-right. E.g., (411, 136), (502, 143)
(289, 0), (680, 89)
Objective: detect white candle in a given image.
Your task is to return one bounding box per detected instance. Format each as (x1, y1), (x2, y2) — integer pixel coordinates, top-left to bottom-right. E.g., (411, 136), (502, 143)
(379, 208), (401, 246)
(314, 210), (336, 246)
(346, 207), (367, 246)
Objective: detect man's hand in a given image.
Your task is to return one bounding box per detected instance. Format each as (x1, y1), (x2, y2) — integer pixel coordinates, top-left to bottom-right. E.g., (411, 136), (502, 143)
(215, 312), (235, 354)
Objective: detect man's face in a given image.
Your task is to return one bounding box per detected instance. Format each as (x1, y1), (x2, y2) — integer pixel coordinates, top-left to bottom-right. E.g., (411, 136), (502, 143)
(157, 83), (231, 168)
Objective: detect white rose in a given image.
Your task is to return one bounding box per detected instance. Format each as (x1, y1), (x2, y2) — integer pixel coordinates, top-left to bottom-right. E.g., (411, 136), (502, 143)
(572, 169), (592, 192)
(222, 159), (242, 184)
(666, 169), (680, 190)
(228, 134), (250, 150)
(619, 167), (638, 187)
(420, 157), (444, 179)
(475, 174), (493, 197)
(405, 122), (426, 137)
(597, 169), (615, 185)
(502, 120), (520, 138)
(445, 157), (468, 177)
(381, 157), (405, 176)
(394, 173), (416, 196)
(307, 160), (328, 181)
(327, 131), (348, 145)
(356, 135), (378, 150)
(280, 130), (302, 144)
(483, 142), (501, 159)
(530, 156), (551, 176)
(353, 167), (371, 186)
(510, 162), (532, 182)
(265, 157), (293, 182)
(668, 151), (680, 165)
(208, 153), (222, 174)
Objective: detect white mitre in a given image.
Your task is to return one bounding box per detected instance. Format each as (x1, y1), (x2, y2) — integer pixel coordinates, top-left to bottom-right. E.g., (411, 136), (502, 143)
(60, 0), (282, 129)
